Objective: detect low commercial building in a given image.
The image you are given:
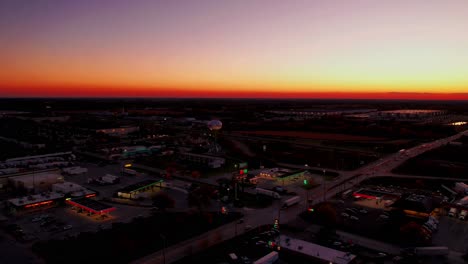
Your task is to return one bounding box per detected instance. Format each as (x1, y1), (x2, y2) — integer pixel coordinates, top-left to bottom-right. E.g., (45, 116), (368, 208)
(178, 152), (225, 168)
(52, 182), (96, 198)
(276, 170), (307, 185)
(65, 198), (115, 215)
(7, 192), (65, 212)
(116, 180), (164, 199)
(280, 235), (356, 264)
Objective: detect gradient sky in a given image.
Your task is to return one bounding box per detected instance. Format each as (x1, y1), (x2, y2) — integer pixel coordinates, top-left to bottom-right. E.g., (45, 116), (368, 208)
(1, 0), (468, 99)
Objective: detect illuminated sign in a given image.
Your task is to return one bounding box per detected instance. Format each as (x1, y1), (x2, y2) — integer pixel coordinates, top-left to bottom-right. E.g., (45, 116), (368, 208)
(24, 200), (53, 208)
(124, 163), (132, 168)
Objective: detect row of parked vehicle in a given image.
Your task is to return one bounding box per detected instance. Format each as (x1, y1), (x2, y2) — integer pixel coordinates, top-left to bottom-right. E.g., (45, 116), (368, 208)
(448, 207), (468, 220)
(341, 207), (368, 221)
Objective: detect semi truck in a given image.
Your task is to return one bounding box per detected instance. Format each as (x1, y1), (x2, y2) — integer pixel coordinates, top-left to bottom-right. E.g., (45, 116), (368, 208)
(255, 188), (281, 199)
(412, 246), (449, 257)
(282, 196), (300, 208)
(101, 174), (120, 184)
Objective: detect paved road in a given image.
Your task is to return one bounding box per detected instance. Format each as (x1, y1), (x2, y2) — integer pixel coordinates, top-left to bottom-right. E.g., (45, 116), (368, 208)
(134, 129), (468, 263)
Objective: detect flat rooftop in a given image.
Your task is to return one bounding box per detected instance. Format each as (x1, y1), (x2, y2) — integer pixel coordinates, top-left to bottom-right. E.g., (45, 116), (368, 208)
(117, 180), (163, 194)
(280, 235), (356, 264)
(8, 192), (64, 207)
(66, 198), (115, 214)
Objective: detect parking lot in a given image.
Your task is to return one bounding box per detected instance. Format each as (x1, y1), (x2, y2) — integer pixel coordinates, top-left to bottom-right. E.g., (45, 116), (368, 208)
(433, 216), (468, 253)
(1, 161), (197, 245)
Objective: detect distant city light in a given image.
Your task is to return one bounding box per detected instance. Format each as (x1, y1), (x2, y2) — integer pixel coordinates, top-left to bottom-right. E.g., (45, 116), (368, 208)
(450, 121), (467, 126)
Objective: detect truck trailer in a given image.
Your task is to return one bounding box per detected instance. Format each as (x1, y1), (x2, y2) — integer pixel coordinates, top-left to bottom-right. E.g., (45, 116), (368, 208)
(282, 196), (300, 208)
(255, 188), (281, 199)
(413, 246), (449, 256)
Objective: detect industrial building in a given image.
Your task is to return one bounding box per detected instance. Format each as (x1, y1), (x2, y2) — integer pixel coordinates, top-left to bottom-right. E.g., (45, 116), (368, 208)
(8, 170), (64, 192)
(375, 109), (446, 120)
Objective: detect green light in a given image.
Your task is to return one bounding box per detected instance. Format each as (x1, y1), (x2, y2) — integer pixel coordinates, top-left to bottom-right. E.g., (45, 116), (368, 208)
(303, 179), (308, 185)
(243, 169), (248, 174)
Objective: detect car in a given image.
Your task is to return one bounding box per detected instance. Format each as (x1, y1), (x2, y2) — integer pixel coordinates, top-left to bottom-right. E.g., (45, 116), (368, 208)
(377, 252), (387, 258)
(378, 214), (389, 220)
(31, 217), (43, 223)
(273, 186), (287, 194)
(341, 213), (350, 218)
(245, 225), (253, 231)
(63, 225), (73, 230)
(240, 256), (252, 264)
(359, 209), (368, 214)
(333, 241), (342, 246)
(255, 240), (267, 246)
(350, 216), (359, 221)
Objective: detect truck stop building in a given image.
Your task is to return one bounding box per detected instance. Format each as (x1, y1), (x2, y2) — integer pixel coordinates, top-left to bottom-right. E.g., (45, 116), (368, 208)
(7, 192), (65, 212)
(116, 179), (164, 199)
(65, 198), (115, 215)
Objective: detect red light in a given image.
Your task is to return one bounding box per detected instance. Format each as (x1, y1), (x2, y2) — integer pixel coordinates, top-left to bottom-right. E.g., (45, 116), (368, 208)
(239, 170), (244, 175)
(24, 200), (53, 208)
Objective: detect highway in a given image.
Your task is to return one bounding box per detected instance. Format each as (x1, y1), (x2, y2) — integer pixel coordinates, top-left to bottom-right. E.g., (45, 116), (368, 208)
(135, 129), (468, 263)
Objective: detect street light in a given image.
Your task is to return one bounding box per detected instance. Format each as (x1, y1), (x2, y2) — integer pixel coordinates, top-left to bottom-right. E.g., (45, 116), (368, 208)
(160, 234), (166, 264)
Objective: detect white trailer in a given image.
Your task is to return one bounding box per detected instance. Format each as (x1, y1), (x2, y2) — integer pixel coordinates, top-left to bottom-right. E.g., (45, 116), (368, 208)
(255, 188), (281, 199)
(413, 246), (449, 256)
(254, 251), (278, 264)
(101, 174), (120, 184)
(282, 196), (300, 208)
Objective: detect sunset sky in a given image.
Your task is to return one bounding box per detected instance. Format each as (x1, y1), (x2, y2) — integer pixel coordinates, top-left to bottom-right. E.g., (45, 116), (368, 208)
(1, 0), (468, 99)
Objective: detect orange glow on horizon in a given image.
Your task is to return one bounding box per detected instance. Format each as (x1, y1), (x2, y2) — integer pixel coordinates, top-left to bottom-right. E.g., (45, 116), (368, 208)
(1, 85), (468, 100)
